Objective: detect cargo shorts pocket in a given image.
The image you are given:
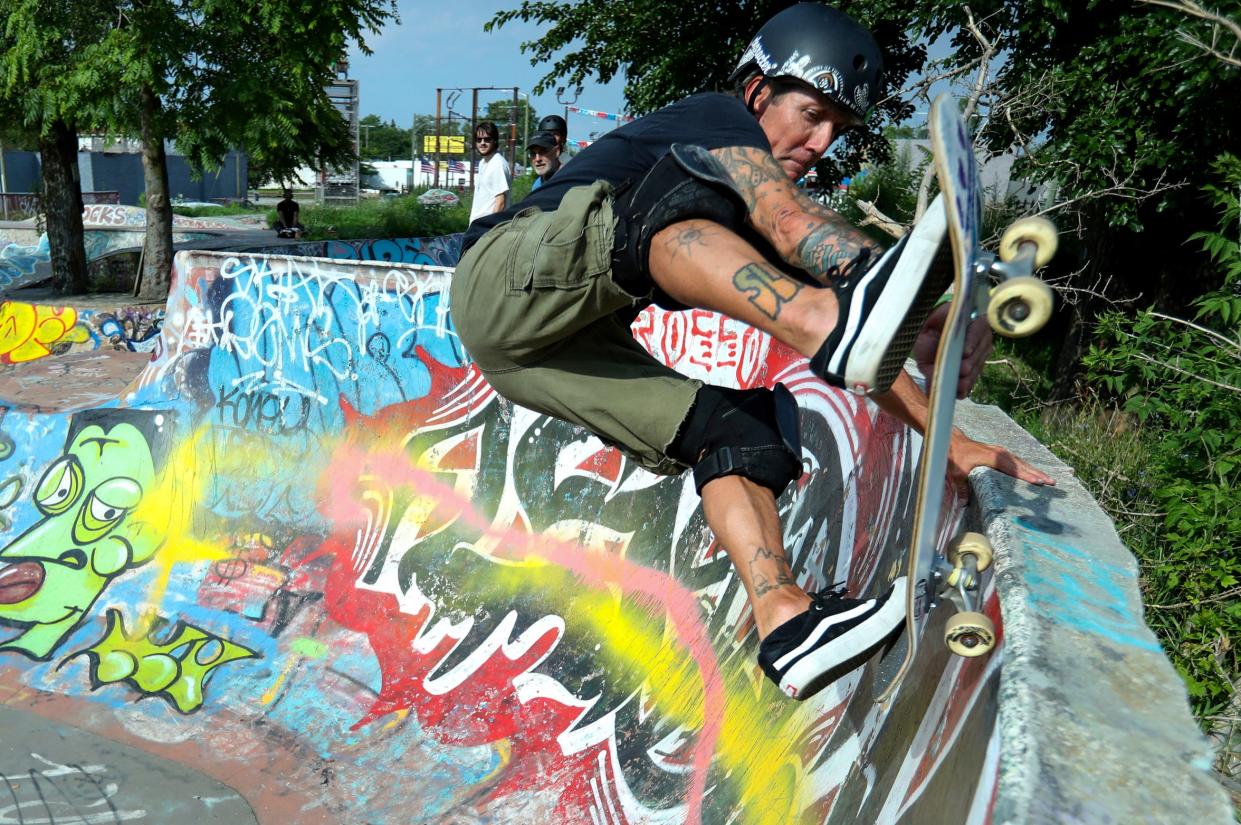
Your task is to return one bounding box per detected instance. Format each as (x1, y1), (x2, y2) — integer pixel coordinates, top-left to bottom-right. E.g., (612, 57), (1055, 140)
(509, 182), (615, 293)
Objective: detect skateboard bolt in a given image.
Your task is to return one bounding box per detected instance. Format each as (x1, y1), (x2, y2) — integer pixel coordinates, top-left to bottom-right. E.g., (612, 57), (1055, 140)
(1008, 301), (1030, 322)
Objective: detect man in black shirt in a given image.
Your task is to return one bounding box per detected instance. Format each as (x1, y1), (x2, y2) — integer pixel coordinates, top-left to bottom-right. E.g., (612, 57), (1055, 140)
(453, 3), (1052, 700)
(275, 188), (303, 238)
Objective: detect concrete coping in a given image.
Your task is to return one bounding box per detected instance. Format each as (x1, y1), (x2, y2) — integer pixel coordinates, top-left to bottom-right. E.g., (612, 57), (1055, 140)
(956, 398), (1231, 822)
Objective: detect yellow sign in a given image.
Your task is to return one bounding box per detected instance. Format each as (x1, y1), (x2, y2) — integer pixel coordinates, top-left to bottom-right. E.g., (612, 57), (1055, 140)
(423, 135), (466, 154)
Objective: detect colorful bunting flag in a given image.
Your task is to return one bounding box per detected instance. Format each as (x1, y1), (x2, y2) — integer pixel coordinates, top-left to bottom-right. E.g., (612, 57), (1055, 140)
(566, 105), (634, 123)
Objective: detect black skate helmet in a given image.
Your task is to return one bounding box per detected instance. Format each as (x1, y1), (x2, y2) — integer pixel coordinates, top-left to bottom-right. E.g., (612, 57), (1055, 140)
(729, 3), (882, 123)
(537, 114), (568, 140)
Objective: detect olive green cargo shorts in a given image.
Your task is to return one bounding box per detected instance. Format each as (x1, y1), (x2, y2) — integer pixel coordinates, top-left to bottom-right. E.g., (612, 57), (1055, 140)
(450, 181), (702, 476)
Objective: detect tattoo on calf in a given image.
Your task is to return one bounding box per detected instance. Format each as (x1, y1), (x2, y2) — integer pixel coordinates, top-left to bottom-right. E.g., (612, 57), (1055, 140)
(733, 262), (803, 321)
(750, 545), (797, 598)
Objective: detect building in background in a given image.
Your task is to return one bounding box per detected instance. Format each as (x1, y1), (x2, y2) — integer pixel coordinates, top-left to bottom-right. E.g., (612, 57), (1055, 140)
(320, 61), (360, 206)
(0, 140), (247, 209)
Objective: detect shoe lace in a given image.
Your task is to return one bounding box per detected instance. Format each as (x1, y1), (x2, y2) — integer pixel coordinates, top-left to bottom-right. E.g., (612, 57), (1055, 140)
(829, 247), (874, 291)
(807, 581), (851, 611)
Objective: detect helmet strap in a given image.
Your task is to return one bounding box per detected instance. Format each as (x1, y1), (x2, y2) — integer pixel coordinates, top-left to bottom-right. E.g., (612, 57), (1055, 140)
(744, 76), (769, 115)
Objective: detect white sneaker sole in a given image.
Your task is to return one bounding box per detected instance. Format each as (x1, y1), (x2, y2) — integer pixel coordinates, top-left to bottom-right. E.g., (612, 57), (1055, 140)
(838, 203), (949, 394)
(779, 577), (909, 700)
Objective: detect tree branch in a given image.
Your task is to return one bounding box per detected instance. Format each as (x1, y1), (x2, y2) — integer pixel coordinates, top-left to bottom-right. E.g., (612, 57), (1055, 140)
(1138, 0), (1241, 67)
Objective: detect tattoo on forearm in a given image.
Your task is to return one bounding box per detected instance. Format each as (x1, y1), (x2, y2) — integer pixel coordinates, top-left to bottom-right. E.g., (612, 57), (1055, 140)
(749, 545), (797, 598)
(711, 146), (789, 213)
(795, 222), (874, 283)
(711, 145), (879, 286)
(733, 262), (803, 320)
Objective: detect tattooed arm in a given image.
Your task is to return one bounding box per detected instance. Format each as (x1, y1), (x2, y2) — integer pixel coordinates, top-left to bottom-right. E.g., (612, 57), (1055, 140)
(709, 145), (878, 286)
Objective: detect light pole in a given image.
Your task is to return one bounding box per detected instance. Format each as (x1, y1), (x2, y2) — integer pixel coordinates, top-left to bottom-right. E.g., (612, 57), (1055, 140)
(435, 88), (467, 188)
(517, 91), (530, 160)
(556, 86), (581, 153)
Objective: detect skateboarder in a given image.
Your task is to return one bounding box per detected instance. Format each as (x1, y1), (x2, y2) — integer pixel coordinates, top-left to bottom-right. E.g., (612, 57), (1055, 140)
(452, 2), (1052, 699)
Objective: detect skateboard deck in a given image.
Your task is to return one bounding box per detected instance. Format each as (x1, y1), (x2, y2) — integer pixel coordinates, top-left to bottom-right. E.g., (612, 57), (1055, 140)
(876, 94), (1056, 705)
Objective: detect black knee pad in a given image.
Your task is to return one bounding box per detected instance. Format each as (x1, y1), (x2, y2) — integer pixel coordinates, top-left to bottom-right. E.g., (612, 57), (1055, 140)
(670, 383), (804, 497)
(611, 145), (748, 307)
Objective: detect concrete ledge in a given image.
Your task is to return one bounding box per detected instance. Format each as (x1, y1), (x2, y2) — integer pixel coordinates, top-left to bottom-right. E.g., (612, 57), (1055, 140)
(959, 401), (1231, 822)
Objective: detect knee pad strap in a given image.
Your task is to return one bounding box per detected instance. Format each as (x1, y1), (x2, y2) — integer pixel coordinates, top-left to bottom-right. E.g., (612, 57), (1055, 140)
(671, 383), (804, 497)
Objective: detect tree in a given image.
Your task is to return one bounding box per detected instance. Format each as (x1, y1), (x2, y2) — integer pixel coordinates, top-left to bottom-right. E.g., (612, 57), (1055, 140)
(360, 115), (413, 161)
(924, 1), (1236, 394)
(491, 0), (1241, 396)
(5, 0), (397, 300)
(488, 1), (924, 177)
(0, 0), (113, 293)
(483, 97), (539, 147)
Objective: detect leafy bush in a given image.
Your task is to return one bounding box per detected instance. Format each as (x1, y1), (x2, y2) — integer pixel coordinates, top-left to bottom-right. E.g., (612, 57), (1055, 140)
(298, 188), (471, 240)
(171, 203), (264, 218)
(1083, 154), (1240, 759)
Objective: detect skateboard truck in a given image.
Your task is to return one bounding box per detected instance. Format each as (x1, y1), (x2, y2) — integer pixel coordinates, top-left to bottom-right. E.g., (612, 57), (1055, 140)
(941, 532), (996, 657)
(985, 217), (1058, 339)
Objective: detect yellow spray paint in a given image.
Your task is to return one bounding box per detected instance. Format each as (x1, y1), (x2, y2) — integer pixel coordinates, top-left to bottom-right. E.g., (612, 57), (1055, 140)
(0, 302), (88, 364)
(393, 502), (814, 825)
(131, 426), (268, 620)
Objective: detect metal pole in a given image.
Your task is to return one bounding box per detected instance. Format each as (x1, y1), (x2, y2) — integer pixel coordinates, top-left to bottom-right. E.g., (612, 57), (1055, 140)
(470, 88), (478, 191)
(434, 88), (442, 188)
(0, 142), (8, 221)
(523, 93), (529, 157)
(510, 87), (518, 170)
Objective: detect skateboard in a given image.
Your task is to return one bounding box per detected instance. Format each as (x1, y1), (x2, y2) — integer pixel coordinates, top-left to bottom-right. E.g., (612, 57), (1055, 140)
(876, 93), (1057, 705)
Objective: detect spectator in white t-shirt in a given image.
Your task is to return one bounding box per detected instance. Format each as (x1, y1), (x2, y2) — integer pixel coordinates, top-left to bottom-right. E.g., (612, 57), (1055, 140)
(468, 121), (511, 225)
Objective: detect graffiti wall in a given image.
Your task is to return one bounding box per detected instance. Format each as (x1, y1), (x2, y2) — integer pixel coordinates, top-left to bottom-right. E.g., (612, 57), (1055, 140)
(0, 299), (165, 365)
(0, 230), (216, 294)
(0, 251), (999, 824)
(80, 204), (263, 232)
(0, 191), (120, 220)
(325, 233), (464, 267)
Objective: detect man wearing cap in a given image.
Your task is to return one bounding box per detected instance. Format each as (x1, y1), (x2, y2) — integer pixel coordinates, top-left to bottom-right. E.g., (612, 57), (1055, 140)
(452, 3), (1053, 700)
(527, 130), (563, 191)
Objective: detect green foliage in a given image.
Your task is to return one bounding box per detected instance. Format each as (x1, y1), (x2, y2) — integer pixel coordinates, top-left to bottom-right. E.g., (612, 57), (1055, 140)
(294, 188), (470, 241)
(360, 114), (414, 161)
(285, 174), (536, 241)
(1081, 154), (1241, 726)
(2, 0), (398, 184)
(486, 1), (924, 175)
(172, 204), (264, 218)
(834, 139), (927, 232)
(483, 98), (540, 139)
(906, 1), (1240, 232)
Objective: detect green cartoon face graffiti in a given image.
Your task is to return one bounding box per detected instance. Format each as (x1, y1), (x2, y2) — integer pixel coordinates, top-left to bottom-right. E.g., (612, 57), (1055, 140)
(0, 420), (164, 660)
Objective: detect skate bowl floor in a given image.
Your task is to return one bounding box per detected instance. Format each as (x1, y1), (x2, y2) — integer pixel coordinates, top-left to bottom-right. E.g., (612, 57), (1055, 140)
(0, 250), (1227, 824)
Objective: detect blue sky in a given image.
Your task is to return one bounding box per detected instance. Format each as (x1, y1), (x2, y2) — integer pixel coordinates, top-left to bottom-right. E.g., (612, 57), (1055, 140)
(346, 1), (630, 142)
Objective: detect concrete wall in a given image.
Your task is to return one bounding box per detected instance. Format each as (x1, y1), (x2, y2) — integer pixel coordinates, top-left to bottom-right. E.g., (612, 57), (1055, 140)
(79, 151), (248, 205)
(0, 251), (1227, 824)
(4, 149), (249, 206)
(0, 149), (42, 194)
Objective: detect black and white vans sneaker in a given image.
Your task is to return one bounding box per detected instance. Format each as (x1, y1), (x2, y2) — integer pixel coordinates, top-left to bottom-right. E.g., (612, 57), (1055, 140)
(809, 203), (952, 395)
(758, 577), (908, 700)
